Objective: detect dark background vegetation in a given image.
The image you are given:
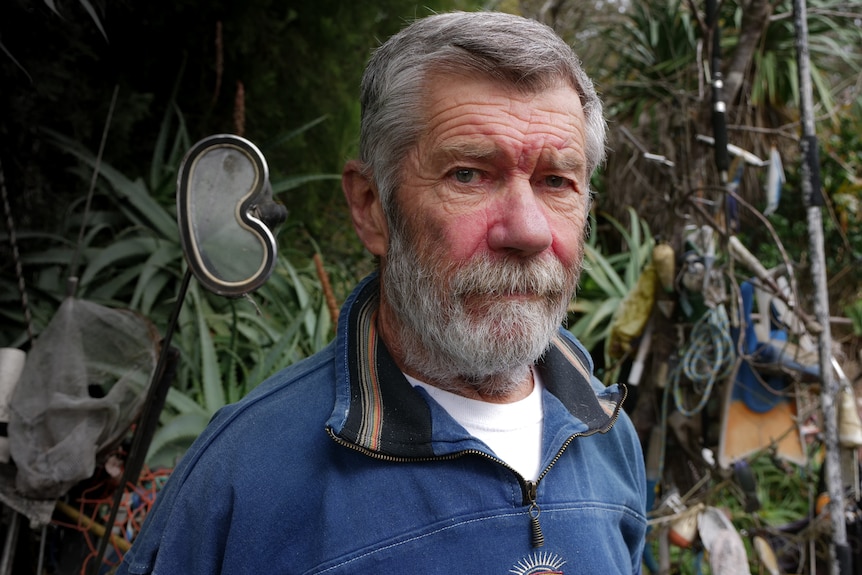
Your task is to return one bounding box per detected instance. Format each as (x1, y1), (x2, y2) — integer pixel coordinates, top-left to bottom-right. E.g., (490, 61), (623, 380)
(1, 0), (481, 267)
(2, 4), (862, 572)
(3, 0), (861, 339)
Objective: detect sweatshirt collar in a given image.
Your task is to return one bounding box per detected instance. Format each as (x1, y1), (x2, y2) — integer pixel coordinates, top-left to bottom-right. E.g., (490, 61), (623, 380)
(328, 274), (624, 458)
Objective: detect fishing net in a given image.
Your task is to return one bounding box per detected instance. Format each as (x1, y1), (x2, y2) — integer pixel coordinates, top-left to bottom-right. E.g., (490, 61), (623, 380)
(8, 297), (159, 499)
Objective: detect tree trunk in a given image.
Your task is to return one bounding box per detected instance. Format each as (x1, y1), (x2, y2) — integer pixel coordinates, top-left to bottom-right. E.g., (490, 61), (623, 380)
(722, 0), (775, 106)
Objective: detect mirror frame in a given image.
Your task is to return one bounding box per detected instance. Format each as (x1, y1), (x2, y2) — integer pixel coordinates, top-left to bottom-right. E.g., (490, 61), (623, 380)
(176, 134), (278, 297)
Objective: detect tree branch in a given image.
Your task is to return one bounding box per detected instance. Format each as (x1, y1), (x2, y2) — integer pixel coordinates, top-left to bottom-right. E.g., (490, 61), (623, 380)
(722, 0), (775, 104)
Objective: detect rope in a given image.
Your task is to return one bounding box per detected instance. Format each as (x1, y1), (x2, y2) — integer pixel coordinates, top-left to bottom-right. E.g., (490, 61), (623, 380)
(672, 304), (736, 417)
(52, 464), (172, 574)
(654, 305), (736, 494)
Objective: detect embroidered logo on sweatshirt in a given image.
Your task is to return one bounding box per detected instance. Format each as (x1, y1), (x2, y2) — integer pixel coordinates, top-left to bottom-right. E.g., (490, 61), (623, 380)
(509, 552), (566, 574)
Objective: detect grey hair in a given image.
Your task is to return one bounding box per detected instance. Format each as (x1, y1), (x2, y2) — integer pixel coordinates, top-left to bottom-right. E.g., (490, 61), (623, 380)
(357, 11), (607, 219)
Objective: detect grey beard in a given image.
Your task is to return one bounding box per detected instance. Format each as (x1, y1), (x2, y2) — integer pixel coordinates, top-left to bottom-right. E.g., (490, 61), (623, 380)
(382, 226), (580, 398)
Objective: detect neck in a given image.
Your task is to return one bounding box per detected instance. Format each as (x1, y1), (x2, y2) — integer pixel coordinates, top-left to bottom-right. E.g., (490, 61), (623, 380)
(406, 361), (536, 404)
(450, 367), (536, 403)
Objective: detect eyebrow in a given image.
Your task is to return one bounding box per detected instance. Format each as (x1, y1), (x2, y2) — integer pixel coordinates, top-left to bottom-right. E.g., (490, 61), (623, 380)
(436, 140), (502, 163)
(541, 149), (586, 175)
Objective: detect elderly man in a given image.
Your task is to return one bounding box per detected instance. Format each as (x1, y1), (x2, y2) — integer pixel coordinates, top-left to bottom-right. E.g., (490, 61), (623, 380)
(117, 11), (646, 574)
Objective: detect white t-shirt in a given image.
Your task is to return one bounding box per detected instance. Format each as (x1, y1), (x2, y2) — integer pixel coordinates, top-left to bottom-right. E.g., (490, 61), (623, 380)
(406, 371), (544, 481)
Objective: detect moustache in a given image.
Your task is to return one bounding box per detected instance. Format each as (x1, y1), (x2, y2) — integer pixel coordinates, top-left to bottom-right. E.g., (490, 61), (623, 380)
(449, 255), (573, 299)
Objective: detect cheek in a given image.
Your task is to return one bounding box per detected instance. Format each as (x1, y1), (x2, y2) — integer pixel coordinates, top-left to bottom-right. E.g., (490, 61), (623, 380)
(425, 211), (492, 262)
(549, 213), (588, 267)
(414, 199), (588, 266)
(423, 209), (588, 266)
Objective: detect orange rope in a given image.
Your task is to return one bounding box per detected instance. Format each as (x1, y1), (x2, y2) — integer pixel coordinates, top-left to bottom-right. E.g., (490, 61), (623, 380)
(51, 464), (173, 574)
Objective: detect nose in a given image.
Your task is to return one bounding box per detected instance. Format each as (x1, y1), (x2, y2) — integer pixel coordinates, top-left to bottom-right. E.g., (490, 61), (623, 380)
(486, 180), (553, 257)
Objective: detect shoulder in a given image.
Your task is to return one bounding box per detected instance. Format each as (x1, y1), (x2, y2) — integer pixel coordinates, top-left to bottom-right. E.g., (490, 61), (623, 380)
(154, 341), (339, 495)
(118, 344), (341, 574)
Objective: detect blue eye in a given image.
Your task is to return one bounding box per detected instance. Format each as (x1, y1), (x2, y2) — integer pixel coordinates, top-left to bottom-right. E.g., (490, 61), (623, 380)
(545, 175), (567, 188)
(454, 169), (477, 183)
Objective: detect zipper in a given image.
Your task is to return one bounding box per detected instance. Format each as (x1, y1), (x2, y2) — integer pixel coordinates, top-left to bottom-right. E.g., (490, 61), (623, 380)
(525, 479), (544, 547)
(519, 384), (628, 547)
(327, 384), (627, 549)
(522, 433), (585, 549)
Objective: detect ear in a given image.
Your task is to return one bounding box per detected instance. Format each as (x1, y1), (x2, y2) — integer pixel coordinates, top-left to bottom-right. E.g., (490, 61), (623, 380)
(342, 160), (389, 257)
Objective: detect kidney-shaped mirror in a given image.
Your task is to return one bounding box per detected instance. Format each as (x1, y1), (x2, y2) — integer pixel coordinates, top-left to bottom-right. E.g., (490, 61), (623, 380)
(177, 134), (285, 297)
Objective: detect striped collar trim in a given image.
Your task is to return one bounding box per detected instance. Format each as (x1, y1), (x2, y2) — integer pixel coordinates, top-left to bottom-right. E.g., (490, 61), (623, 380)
(334, 275), (624, 457)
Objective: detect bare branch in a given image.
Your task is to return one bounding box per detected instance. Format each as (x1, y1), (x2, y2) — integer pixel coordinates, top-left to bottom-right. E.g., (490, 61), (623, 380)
(723, 0), (774, 104)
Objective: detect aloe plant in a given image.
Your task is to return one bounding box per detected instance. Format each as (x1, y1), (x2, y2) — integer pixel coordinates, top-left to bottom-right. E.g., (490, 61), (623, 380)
(146, 255), (338, 467)
(2, 105), (342, 467)
(569, 207), (654, 366)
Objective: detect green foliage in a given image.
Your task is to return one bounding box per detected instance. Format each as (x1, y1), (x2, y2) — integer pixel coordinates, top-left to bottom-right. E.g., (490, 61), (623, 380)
(847, 300), (862, 336)
(37, 123), (184, 313)
(601, 0), (700, 121)
(1, 105), (345, 466)
(743, 0), (862, 113)
(735, 94), (862, 313)
(569, 207), (654, 363)
(592, 0), (862, 322)
(1, 0), (492, 469)
(603, 0), (862, 119)
(1, 0), (486, 286)
(148, 256), (338, 467)
(821, 99), (862, 269)
(42, 0), (106, 40)
(647, 455), (815, 573)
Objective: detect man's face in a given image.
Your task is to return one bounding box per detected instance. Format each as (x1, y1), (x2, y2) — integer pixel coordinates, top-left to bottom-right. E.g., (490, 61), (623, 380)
(379, 74), (591, 395)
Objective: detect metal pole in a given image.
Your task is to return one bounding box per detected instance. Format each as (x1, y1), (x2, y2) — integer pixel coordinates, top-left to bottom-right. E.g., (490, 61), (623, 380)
(792, 0), (850, 572)
(0, 512), (19, 575)
(90, 268), (192, 574)
(706, 0), (729, 182)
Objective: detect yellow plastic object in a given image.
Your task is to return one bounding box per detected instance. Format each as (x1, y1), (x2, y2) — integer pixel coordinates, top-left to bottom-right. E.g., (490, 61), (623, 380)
(753, 535), (780, 575)
(652, 243), (676, 292)
(608, 264), (658, 359)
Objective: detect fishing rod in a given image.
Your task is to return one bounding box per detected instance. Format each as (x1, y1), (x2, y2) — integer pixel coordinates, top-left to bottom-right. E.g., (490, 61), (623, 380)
(792, 0), (850, 572)
(706, 0), (729, 185)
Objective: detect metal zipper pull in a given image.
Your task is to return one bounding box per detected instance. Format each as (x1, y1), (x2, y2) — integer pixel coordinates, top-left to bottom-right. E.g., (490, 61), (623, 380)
(526, 480), (544, 547)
